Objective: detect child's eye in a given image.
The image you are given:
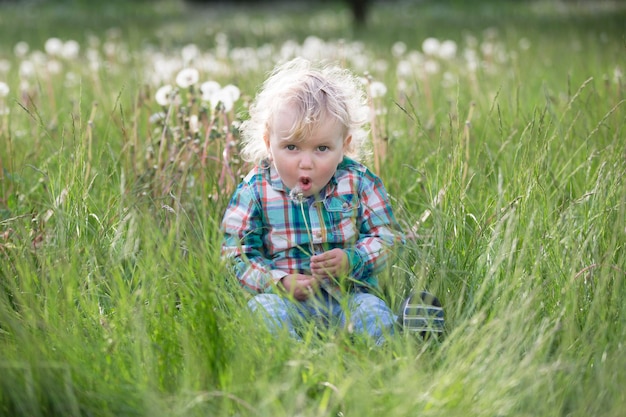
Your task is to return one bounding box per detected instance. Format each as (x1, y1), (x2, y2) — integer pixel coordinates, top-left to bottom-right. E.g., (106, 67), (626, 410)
(317, 145), (329, 152)
(285, 144), (297, 151)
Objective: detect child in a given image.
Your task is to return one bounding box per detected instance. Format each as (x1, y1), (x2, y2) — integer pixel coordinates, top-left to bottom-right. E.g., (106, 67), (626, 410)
(221, 58), (428, 345)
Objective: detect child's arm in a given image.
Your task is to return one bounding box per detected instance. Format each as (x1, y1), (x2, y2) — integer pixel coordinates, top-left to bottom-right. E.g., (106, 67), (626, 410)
(221, 183), (286, 293)
(310, 170), (402, 284)
(344, 173), (403, 282)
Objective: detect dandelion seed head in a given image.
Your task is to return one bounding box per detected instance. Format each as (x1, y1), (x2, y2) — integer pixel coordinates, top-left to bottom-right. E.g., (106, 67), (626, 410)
(155, 84), (174, 106)
(481, 41), (495, 57)
(14, 41), (29, 58)
(369, 81), (387, 98)
(301, 35), (325, 58)
(30, 51), (46, 65)
(280, 39), (301, 59)
(438, 40), (457, 60)
(220, 84), (241, 102)
(422, 37), (440, 56)
(19, 79), (30, 92)
(150, 54), (180, 85)
(175, 67), (199, 89)
(0, 60), (10, 74)
(396, 79), (408, 93)
(89, 59), (101, 73)
(44, 37), (64, 56)
(392, 41), (407, 58)
(614, 66), (623, 83)
(289, 186), (305, 204)
(103, 41), (117, 57)
(408, 50), (424, 66)
(0, 81), (9, 97)
(424, 59), (440, 74)
(19, 60), (35, 78)
(62, 40), (81, 60)
(210, 90), (234, 112)
(181, 43), (200, 64)
(149, 112), (167, 124)
(200, 80), (221, 101)
(396, 60), (413, 79)
(189, 114), (199, 133)
(46, 59), (63, 75)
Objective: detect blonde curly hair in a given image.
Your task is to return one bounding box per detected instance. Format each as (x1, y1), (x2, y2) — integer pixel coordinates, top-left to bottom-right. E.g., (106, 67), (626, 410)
(239, 57), (370, 164)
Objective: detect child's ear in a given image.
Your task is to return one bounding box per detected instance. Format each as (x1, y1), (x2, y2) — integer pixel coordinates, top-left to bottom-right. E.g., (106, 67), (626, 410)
(343, 134), (352, 152)
(263, 129), (271, 150)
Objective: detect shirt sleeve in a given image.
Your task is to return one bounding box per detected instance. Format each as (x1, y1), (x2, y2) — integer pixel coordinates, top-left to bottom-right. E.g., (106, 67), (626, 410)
(345, 171), (404, 282)
(221, 182), (285, 294)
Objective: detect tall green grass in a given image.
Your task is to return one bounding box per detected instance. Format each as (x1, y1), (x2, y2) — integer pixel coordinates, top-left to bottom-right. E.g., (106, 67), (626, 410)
(1, 0), (625, 416)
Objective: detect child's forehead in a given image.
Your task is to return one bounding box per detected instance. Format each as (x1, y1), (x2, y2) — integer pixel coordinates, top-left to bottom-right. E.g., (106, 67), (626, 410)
(271, 107), (344, 142)
(273, 105), (338, 130)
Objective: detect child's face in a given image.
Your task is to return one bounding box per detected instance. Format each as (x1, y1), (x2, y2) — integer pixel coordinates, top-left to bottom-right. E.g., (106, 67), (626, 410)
(265, 107), (350, 197)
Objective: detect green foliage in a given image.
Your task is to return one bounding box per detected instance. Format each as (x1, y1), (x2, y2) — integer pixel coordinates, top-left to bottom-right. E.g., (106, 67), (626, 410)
(0, 0), (625, 416)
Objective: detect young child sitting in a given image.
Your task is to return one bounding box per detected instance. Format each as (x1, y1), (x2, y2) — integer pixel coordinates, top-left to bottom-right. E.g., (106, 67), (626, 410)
(221, 57), (441, 345)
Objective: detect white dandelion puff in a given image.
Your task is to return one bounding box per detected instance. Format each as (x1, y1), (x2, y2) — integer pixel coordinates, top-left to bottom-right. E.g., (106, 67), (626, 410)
(62, 40), (81, 59)
(46, 59), (63, 75)
(369, 81), (387, 98)
(392, 41), (407, 57)
(200, 80), (221, 101)
(149, 112), (167, 124)
(424, 59), (440, 74)
(289, 186), (305, 204)
(155, 84), (175, 106)
(407, 50), (425, 66)
(220, 84), (241, 102)
(614, 67), (623, 84)
(175, 67), (199, 89)
(189, 114), (199, 133)
(0, 60), (10, 74)
(210, 89), (235, 112)
(19, 60), (35, 78)
(396, 60), (413, 79)
(422, 37), (440, 56)
(181, 43), (200, 64)
(14, 41), (29, 58)
(0, 81), (9, 97)
(438, 40), (457, 60)
(44, 37), (64, 56)
(372, 59), (389, 73)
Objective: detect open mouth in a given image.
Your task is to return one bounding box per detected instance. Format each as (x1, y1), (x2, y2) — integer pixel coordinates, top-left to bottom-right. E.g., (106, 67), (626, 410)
(299, 177), (312, 191)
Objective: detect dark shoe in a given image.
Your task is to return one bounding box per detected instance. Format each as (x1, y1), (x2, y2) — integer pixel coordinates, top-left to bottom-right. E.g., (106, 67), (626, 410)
(399, 291), (444, 338)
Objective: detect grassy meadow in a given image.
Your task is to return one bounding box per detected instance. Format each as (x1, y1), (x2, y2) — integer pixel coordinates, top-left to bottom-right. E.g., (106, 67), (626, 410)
(1, 0), (625, 415)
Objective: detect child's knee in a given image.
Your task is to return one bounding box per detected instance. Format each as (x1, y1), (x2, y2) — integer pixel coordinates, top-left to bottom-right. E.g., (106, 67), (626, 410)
(247, 293), (283, 313)
(354, 293), (390, 312)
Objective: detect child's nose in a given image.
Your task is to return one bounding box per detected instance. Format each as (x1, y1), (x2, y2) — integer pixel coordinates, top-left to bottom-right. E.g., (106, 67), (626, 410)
(299, 153), (313, 168)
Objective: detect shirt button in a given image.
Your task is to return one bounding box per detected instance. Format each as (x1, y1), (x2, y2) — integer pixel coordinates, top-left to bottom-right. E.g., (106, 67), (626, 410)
(342, 202), (349, 208)
(314, 231), (322, 238)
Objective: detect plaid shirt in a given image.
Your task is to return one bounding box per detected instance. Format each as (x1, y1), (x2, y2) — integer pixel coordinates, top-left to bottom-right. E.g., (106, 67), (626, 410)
(221, 157), (403, 294)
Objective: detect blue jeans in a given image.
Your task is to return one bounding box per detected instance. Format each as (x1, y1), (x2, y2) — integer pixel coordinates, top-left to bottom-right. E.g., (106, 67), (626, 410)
(248, 290), (396, 345)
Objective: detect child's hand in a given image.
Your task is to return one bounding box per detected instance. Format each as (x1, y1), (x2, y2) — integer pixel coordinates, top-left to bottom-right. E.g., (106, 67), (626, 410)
(280, 274), (318, 301)
(310, 249), (350, 279)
